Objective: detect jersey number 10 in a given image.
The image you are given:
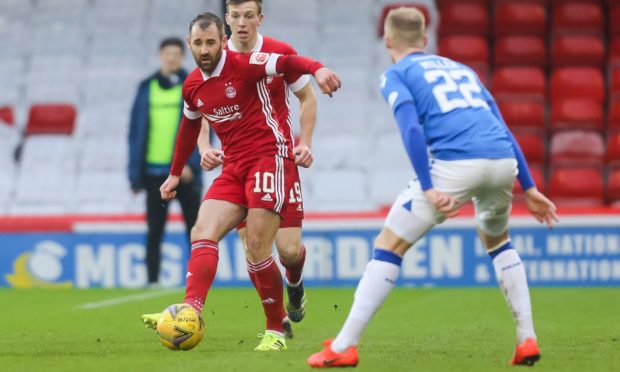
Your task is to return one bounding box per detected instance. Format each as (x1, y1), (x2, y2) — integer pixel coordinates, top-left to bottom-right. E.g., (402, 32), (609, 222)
(424, 69), (489, 113)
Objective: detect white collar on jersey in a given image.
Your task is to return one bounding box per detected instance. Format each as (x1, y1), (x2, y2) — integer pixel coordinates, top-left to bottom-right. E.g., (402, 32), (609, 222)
(200, 49), (227, 81)
(227, 34), (264, 52)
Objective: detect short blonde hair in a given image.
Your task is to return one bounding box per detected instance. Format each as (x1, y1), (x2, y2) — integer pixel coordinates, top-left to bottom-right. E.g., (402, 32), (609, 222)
(384, 7), (425, 48)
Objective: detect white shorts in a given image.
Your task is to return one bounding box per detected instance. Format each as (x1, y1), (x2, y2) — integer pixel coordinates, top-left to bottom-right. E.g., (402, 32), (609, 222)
(385, 158), (518, 243)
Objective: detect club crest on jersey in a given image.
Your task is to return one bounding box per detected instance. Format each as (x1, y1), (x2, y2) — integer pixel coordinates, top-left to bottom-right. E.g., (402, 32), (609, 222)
(225, 85), (237, 99)
(250, 52), (269, 65)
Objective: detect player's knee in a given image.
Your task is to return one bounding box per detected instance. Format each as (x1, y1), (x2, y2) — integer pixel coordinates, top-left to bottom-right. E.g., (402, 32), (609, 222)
(190, 223), (217, 242)
(277, 244), (300, 265)
(374, 228), (412, 256)
(245, 234), (269, 255)
(478, 229), (510, 251)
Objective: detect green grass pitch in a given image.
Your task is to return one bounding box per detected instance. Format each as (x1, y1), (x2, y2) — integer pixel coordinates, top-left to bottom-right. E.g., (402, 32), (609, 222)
(1, 287), (618, 371)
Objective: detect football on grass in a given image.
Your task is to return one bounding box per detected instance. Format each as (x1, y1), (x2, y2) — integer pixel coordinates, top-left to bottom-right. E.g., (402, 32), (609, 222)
(156, 304), (204, 350)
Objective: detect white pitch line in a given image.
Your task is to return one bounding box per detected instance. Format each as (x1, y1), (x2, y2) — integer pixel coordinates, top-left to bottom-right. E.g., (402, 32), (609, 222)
(77, 289), (181, 310)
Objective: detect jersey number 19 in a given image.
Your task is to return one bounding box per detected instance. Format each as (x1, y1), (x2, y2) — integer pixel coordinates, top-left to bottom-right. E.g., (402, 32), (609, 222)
(424, 69), (489, 113)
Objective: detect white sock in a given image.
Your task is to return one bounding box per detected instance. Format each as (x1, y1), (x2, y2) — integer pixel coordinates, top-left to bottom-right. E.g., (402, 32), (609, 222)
(491, 246), (536, 343)
(331, 256), (401, 352)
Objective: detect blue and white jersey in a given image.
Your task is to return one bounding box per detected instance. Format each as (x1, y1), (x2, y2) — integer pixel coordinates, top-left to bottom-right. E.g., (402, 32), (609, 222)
(380, 52), (515, 161)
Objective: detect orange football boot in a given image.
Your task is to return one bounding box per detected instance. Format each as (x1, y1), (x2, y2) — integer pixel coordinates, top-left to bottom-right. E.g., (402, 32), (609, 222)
(510, 338), (540, 366)
(307, 339), (359, 368)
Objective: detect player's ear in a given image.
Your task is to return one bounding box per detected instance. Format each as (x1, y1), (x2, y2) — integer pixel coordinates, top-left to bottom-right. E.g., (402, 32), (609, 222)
(384, 34), (392, 50)
(422, 34), (428, 48)
(225, 12), (231, 25)
(258, 13), (264, 26)
(221, 34), (228, 47)
(186, 36), (192, 49)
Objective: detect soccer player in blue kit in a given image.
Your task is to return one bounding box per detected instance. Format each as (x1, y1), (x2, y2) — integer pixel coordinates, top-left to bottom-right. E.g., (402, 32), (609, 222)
(308, 7), (558, 368)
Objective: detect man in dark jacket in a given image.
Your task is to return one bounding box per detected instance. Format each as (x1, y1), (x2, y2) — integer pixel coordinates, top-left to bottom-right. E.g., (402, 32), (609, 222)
(128, 37), (202, 287)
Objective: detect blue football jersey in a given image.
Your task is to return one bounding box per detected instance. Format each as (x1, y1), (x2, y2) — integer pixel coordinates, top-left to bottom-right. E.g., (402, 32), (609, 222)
(380, 53), (515, 161)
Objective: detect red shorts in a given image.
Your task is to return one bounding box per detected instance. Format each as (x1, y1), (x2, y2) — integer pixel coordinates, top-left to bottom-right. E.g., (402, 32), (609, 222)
(204, 155), (304, 228)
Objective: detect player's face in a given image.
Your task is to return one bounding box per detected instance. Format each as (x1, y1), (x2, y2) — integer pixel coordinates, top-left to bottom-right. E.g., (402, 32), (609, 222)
(188, 24), (225, 74)
(226, 2), (263, 44)
(159, 45), (184, 74)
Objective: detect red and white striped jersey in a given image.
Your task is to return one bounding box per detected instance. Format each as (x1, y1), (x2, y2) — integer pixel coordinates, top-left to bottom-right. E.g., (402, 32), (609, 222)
(226, 34), (310, 148)
(182, 49), (295, 163)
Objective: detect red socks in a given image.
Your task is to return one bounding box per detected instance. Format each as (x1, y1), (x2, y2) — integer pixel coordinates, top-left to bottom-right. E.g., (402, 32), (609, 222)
(247, 256), (286, 332)
(279, 244), (306, 285)
(184, 239), (219, 313)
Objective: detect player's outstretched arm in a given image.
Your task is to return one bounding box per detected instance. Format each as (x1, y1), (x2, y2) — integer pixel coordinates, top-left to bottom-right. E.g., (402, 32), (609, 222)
(271, 54), (341, 96)
(293, 83), (317, 168)
(525, 188), (558, 228)
(197, 119), (224, 171)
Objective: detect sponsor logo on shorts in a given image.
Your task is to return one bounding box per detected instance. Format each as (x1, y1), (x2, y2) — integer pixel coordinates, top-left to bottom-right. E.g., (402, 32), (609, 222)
(261, 194), (273, 202)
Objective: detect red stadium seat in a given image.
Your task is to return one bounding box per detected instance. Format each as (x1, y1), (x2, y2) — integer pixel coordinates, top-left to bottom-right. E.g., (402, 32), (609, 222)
(610, 37), (620, 65)
(0, 106), (14, 126)
(607, 132), (620, 165)
(610, 66), (620, 96)
(548, 166), (604, 206)
(551, 35), (605, 67)
(514, 132), (546, 165)
(550, 99), (604, 131)
(492, 67), (545, 100)
(497, 100), (545, 132)
(438, 35), (489, 70)
(551, 2), (603, 34)
(25, 104), (76, 136)
(550, 130), (605, 165)
(494, 2), (546, 36)
(550, 67), (604, 103)
(609, 99), (620, 130)
(494, 36), (546, 67)
(611, 5), (620, 35)
(438, 1), (489, 36)
(377, 3), (431, 37)
(607, 167), (620, 204)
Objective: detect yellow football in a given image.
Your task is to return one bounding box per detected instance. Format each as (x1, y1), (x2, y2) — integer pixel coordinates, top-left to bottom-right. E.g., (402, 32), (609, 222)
(156, 303), (204, 351)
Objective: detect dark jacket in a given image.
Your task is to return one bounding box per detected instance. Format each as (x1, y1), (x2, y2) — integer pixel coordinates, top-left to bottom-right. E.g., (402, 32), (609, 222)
(128, 70), (202, 190)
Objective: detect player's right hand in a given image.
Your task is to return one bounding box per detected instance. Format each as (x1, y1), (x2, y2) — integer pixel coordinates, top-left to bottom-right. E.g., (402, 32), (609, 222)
(314, 67), (341, 97)
(293, 144), (313, 168)
(200, 149), (224, 171)
(160, 175), (180, 201)
(525, 187), (558, 228)
(424, 189), (460, 218)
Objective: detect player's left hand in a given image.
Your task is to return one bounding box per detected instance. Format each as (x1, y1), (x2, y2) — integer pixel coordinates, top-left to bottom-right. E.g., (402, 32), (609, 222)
(424, 189), (460, 218)
(314, 67), (341, 97)
(293, 144), (313, 168)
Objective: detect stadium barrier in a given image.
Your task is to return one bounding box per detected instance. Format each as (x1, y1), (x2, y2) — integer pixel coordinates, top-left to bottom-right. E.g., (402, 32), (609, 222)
(1, 207), (619, 288)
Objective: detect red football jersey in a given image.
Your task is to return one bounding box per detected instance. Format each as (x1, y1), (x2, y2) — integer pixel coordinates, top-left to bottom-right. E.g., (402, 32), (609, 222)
(182, 50), (295, 163)
(226, 34), (310, 148)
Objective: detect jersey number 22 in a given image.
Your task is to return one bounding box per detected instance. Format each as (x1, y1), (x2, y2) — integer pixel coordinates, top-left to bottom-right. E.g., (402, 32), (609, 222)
(424, 69), (489, 113)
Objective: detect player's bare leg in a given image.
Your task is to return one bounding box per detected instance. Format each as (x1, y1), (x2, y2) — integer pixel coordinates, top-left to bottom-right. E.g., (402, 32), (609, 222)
(308, 227), (419, 368)
(245, 208), (288, 351)
(479, 228), (540, 366)
(141, 200), (245, 329)
(274, 227), (307, 323)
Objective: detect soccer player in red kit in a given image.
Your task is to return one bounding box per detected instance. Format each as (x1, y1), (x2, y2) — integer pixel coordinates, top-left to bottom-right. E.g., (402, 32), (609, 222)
(141, 12), (340, 351)
(197, 0), (316, 338)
